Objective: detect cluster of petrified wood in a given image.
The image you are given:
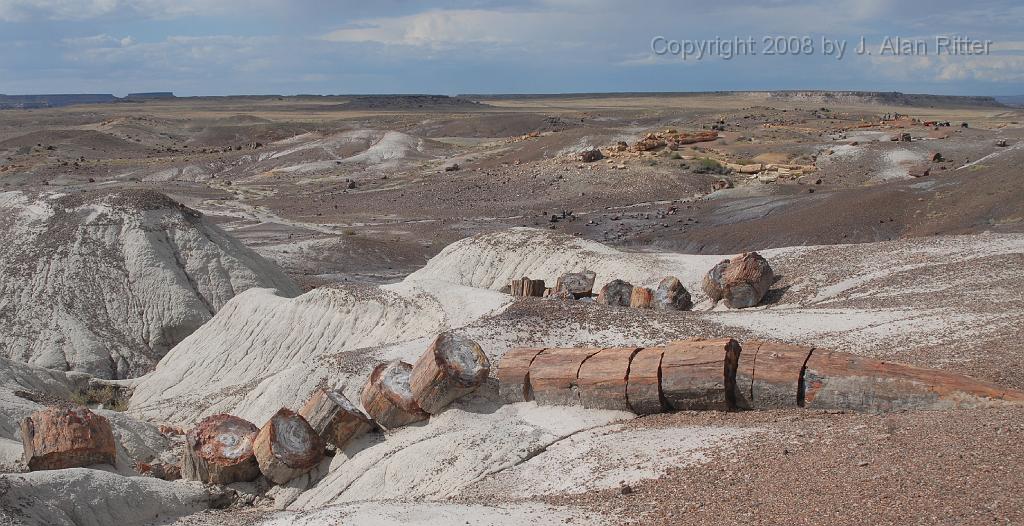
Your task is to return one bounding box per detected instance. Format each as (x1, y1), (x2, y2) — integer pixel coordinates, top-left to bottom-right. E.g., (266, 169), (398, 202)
(17, 333), (492, 487)
(497, 338), (1024, 413)
(507, 251), (775, 310)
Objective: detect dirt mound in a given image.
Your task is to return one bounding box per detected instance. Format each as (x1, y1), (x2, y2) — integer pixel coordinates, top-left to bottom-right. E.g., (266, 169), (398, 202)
(0, 190), (300, 379)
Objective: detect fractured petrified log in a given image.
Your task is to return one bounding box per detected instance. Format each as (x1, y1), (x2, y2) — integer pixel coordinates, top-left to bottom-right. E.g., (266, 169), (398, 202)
(629, 287), (654, 309)
(529, 347), (604, 406)
(20, 406), (116, 471)
(654, 276), (693, 311)
(626, 347), (666, 414)
(802, 350), (1024, 412)
(410, 333), (491, 414)
(721, 252), (774, 309)
(553, 270), (596, 299)
(734, 341), (814, 410)
(299, 388), (375, 450)
(577, 347), (641, 411)
(702, 259), (730, 303)
(496, 347), (546, 403)
(659, 338), (741, 411)
(253, 408), (324, 485)
(181, 414), (260, 485)
(509, 277), (546, 298)
(361, 360), (429, 429)
(596, 279), (633, 307)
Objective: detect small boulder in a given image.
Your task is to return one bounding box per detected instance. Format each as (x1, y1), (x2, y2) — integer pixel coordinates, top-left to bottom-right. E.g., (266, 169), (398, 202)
(580, 149), (603, 163)
(654, 276), (692, 311)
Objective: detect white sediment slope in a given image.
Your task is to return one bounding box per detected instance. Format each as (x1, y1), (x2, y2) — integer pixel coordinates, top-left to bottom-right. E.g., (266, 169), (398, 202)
(0, 468), (221, 526)
(0, 190), (300, 379)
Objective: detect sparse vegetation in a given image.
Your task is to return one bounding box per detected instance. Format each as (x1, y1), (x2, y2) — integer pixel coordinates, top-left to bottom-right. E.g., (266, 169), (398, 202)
(70, 385), (130, 412)
(693, 157), (731, 175)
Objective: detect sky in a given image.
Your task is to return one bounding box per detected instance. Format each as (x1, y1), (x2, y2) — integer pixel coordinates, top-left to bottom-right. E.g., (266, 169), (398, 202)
(0, 0), (1022, 96)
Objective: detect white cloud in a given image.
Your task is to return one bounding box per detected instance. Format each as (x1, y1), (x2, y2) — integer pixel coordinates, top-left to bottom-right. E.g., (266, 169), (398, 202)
(322, 9), (560, 49)
(0, 0), (257, 21)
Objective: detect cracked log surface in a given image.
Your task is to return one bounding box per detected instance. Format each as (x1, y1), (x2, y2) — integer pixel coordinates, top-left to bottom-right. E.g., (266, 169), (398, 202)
(253, 408), (324, 485)
(410, 333), (490, 414)
(361, 360), (429, 429)
(498, 338), (1024, 415)
(299, 388), (375, 450)
(181, 413), (260, 485)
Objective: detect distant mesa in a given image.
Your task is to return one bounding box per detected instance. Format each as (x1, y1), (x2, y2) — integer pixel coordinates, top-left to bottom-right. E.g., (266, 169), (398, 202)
(0, 92), (176, 109)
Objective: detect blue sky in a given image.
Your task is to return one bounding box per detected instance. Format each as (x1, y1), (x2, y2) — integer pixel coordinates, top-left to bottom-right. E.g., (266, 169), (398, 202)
(1, 0), (1022, 96)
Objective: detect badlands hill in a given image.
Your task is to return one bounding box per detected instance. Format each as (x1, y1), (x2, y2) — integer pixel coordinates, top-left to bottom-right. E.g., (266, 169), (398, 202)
(0, 190), (300, 379)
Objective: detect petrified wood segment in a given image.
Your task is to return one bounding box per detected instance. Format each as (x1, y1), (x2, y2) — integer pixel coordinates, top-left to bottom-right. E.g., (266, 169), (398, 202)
(20, 406), (116, 471)
(721, 252), (774, 308)
(530, 347), (604, 406)
(654, 276), (693, 311)
(577, 347), (641, 411)
(702, 259), (730, 303)
(626, 347), (666, 415)
(596, 279), (633, 307)
(510, 277), (546, 297)
(361, 360), (429, 429)
(181, 414), (260, 484)
(496, 347), (546, 403)
(734, 341), (814, 410)
(553, 270), (596, 299)
(299, 388), (375, 449)
(629, 287), (654, 309)
(253, 408), (324, 485)
(659, 338), (741, 411)
(410, 333), (491, 414)
(802, 350), (1024, 412)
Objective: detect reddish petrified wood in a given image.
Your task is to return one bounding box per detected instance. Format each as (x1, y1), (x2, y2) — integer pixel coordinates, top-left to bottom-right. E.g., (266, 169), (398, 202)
(410, 333), (491, 414)
(626, 347), (666, 415)
(653, 276), (692, 311)
(299, 388), (375, 449)
(181, 414), (260, 484)
(577, 347), (641, 411)
(596, 279), (633, 307)
(721, 252), (774, 309)
(529, 347), (604, 406)
(734, 341), (814, 410)
(361, 360), (429, 430)
(509, 277), (546, 297)
(629, 287), (654, 309)
(659, 338), (741, 411)
(702, 259), (730, 303)
(20, 406), (116, 471)
(253, 408), (324, 485)
(496, 348), (546, 403)
(802, 350), (1024, 412)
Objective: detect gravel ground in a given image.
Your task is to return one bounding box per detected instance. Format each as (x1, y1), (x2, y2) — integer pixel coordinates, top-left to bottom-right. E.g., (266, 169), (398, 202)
(546, 407), (1024, 525)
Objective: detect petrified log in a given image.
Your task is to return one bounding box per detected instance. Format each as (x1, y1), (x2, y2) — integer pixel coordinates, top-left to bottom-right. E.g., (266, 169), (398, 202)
(20, 406), (116, 471)
(626, 347), (666, 414)
(299, 388), (375, 449)
(253, 408), (324, 485)
(734, 341), (814, 410)
(137, 461), (182, 481)
(802, 350), (1024, 412)
(496, 347), (546, 403)
(629, 287), (654, 309)
(509, 277), (546, 297)
(596, 279), (633, 307)
(654, 276), (693, 311)
(410, 333), (491, 414)
(577, 347), (641, 410)
(361, 360), (429, 429)
(702, 259), (730, 303)
(721, 252), (774, 308)
(529, 347), (604, 406)
(553, 270), (596, 299)
(181, 414), (260, 485)
(659, 338), (741, 411)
